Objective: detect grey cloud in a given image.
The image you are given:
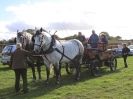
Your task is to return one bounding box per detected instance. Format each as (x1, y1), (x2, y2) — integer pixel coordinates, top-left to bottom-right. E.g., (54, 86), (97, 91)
(6, 21), (94, 32)
(47, 22), (93, 30)
(6, 21), (33, 32)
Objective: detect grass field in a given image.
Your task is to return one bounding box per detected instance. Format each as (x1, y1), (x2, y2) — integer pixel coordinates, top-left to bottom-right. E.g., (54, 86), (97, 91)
(0, 57), (133, 99)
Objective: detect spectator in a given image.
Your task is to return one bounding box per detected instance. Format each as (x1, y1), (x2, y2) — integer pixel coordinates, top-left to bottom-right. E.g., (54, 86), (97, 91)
(88, 30), (99, 48)
(77, 32), (86, 46)
(98, 33), (108, 51)
(11, 43), (31, 94)
(99, 33), (108, 44)
(122, 43), (130, 68)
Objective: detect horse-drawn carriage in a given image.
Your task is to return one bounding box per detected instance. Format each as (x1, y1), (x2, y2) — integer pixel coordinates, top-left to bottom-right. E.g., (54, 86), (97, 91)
(16, 28), (117, 84)
(66, 43), (117, 76)
(82, 43), (117, 75)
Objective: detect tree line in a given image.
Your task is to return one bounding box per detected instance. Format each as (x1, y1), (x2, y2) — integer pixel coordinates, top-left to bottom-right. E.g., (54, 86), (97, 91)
(0, 30), (124, 45)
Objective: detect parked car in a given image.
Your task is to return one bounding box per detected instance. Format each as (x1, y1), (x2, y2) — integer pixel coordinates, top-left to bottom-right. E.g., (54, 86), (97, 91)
(1, 44), (16, 66)
(128, 45), (133, 55)
(113, 48), (122, 57)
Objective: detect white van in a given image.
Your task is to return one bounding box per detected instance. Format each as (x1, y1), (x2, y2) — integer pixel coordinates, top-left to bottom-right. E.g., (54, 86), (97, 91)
(1, 44), (16, 66)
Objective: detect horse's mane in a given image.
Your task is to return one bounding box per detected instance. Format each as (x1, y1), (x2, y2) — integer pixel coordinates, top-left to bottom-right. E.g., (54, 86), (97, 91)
(23, 32), (33, 40)
(18, 31), (33, 40)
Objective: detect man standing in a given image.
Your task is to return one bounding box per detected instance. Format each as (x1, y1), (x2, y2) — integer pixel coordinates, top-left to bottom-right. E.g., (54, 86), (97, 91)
(122, 44), (130, 68)
(11, 43), (31, 94)
(77, 32), (86, 42)
(88, 30), (99, 48)
(76, 32), (86, 47)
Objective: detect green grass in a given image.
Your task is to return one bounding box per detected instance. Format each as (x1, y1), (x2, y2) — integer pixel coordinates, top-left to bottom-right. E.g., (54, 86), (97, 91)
(0, 57), (133, 99)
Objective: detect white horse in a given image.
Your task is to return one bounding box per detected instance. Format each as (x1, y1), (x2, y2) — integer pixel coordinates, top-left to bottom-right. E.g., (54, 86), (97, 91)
(33, 29), (84, 84)
(16, 30), (34, 50)
(16, 30), (43, 80)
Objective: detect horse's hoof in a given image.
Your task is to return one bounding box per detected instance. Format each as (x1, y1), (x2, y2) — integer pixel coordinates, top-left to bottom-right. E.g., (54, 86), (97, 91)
(56, 81), (60, 85)
(93, 73), (101, 77)
(76, 77), (80, 81)
(45, 81), (49, 85)
(39, 79), (42, 81)
(33, 77), (36, 80)
(53, 75), (56, 78)
(32, 79), (36, 82)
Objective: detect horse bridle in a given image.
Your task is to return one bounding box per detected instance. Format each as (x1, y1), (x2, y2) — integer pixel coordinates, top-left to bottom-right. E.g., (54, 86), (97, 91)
(33, 34), (44, 48)
(33, 34), (52, 50)
(34, 33), (58, 55)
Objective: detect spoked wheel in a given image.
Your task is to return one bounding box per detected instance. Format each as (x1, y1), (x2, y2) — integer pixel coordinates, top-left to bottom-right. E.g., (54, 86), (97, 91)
(109, 57), (117, 71)
(65, 63), (75, 74)
(89, 59), (101, 76)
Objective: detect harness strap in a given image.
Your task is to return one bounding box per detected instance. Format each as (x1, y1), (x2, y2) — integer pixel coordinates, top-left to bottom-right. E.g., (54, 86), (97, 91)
(55, 48), (73, 61)
(59, 45), (64, 64)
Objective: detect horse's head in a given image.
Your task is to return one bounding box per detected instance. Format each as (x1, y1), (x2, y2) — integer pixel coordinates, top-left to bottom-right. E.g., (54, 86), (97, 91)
(17, 31), (32, 49)
(33, 29), (51, 54)
(17, 32), (25, 48)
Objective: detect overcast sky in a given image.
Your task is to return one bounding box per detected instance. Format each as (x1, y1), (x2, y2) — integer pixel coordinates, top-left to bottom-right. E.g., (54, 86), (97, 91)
(0, 0), (133, 40)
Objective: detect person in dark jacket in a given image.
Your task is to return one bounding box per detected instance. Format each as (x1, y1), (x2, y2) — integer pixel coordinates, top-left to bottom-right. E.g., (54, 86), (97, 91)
(99, 33), (108, 44)
(88, 30), (99, 48)
(99, 33), (108, 51)
(11, 43), (31, 94)
(77, 32), (86, 42)
(122, 44), (130, 68)
(76, 32), (87, 47)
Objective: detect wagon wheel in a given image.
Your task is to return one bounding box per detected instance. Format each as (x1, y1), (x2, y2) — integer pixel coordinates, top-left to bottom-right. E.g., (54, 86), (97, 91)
(109, 57), (117, 71)
(89, 59), (101, 76)
(65, 63), (75, 74)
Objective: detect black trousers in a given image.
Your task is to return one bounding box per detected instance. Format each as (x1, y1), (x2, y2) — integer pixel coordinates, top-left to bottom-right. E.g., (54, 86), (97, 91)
(123, 55), (128, 67)
(14, 69), (28, 92)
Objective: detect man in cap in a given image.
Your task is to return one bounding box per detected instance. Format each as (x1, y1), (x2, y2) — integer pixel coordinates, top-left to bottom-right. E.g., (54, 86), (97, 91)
(122, 43), (130, 68)
(11, 43), (31, 94)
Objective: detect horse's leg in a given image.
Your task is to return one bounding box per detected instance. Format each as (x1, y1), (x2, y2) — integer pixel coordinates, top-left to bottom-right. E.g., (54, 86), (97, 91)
(37, 65), (41, 79)
(36, 59), (42, 79)
(75, 62), (80, 81)
(46, 65), (50, 84)
(65, 63), (71, 74)
(31, 66), (36, 80)
(59, 63), (62, 77)
(49, 64), (54, 76)
(54, 63), (61, 84)
(53, 65), (56, 78)
(27, 58), (36, 80)
(75, 56), (82, 81)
